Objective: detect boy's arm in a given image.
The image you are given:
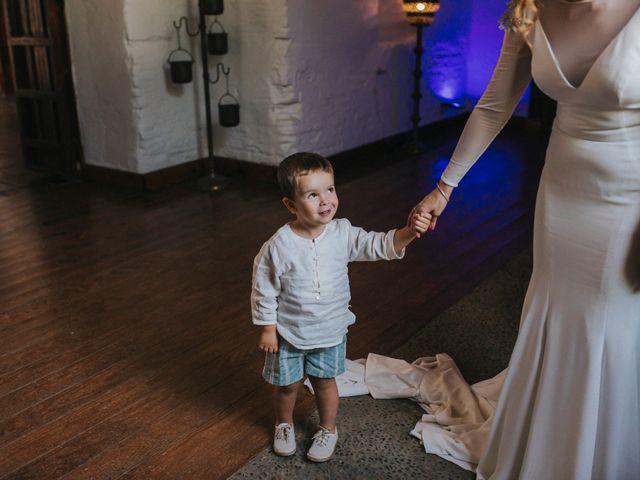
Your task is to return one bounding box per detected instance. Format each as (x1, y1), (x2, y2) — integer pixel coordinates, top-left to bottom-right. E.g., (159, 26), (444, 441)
(258, 325), (278, 353)
(392, 210), (431, 254)
(393, 226), (417, 255)
(346, 213), (431, 261)
(251, 244), (282, 352)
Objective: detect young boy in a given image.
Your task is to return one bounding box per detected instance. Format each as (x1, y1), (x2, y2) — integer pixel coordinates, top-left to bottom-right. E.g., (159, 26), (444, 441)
(251, 152), (429, 462)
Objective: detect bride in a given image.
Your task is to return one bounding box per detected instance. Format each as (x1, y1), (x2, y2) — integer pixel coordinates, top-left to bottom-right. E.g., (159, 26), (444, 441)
(369, 1), (640, 478)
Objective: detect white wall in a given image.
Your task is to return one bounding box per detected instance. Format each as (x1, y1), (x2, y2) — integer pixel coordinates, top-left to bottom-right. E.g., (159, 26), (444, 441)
(65, 0), (138, 172)
(273, 0), (474, 158)
(128, 0), (293, 173)
(125, 0), (202, 174)
(66, 0), (515, 174)
(68, 0), (294, 173)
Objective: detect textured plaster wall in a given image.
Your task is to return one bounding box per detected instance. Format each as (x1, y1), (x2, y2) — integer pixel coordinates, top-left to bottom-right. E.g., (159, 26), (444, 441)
(65, 0), (522, 174)
(128, 0), (291, 173)
(67, 0), (292, 173)
(275, 0), (475, 158)
(124, 0), (200, 174)
(467, 1), (505, 100)
(65, 0), (138, 172)
(421, 0), (472, 107)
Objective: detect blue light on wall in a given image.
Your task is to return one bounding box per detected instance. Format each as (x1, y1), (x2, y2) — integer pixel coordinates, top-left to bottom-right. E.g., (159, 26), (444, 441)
(419, 0), (471, 106)
(423, 44), (468, 106)
(418, 0), (530, 114)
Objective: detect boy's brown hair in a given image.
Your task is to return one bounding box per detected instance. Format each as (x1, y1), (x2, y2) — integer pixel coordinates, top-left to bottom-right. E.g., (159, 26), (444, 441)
(277, 152), (334, 199)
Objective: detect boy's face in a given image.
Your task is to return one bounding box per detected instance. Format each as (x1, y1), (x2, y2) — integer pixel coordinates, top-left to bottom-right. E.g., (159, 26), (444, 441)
(283, 170), (338, 230)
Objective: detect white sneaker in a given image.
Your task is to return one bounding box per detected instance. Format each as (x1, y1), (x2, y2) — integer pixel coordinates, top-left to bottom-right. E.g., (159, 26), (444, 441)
(273, 423), (296, 456)
(306, 426), (338, 462)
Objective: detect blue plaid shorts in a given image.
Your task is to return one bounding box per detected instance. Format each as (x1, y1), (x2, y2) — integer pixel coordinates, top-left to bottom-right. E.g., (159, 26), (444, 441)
(263, 336), (347, 386)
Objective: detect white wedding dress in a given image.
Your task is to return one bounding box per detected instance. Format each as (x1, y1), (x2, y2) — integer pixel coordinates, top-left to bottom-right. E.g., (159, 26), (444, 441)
(366, 2), (640, 479)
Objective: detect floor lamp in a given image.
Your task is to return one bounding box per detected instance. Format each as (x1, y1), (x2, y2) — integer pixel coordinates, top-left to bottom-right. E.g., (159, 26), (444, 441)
(403, 1), (440, 154)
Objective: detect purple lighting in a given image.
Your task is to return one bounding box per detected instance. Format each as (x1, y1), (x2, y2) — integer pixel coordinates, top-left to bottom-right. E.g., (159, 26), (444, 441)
(420, 0), (470, 105)
(418, 0), (530, 113)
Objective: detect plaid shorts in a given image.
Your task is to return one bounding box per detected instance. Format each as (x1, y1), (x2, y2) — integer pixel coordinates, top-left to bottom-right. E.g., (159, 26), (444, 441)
(262, 336), (347, 386)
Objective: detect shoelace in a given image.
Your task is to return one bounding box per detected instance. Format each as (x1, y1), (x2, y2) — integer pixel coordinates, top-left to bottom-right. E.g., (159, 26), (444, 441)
(275, 426), (292, 442)
(313, 428), (332, 447)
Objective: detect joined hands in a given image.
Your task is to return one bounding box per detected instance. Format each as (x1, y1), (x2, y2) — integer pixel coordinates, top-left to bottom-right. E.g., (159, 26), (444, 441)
(410, 181), (453, 238)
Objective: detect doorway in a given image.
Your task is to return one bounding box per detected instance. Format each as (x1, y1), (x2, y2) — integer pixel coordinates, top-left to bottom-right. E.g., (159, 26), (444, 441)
(0, 0), (82, 179)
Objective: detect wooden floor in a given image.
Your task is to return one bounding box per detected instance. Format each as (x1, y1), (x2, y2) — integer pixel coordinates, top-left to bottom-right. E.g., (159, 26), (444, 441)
(0, 95), (545, 479)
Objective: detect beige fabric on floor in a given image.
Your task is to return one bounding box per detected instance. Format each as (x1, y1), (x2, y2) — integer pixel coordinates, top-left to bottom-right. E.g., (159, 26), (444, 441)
(365, 353), (505, 472)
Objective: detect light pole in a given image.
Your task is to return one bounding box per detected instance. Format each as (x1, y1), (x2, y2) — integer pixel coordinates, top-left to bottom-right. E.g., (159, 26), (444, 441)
(402, 0), (440, 154)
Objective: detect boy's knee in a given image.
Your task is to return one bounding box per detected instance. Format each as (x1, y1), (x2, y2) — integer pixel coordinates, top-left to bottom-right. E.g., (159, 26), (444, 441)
(276, 381), (301, 395)
(308, 376), (336, 390)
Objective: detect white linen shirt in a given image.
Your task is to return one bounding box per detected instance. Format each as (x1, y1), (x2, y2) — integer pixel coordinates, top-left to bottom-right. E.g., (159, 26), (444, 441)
(251, 218), (405, 349)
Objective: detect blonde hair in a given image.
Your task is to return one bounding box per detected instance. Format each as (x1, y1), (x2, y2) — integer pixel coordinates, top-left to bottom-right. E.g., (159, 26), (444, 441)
(500, 0), (539, 40)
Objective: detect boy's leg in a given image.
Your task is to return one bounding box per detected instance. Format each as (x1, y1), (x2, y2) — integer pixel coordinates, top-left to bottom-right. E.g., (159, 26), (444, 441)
(306, 376), (339, 462)
(307, 376), (339, 431)
(263, 338), (305, 457)
(274, 380), (303, 425)
(304, 337), (346, 432)
(272, 381), (301, 456)
(263, 336), (305, 424)
(304, 340), (344, 462)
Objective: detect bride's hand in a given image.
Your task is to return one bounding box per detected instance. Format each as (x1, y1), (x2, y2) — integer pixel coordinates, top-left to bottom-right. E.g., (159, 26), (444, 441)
(415, 181), (453, 232)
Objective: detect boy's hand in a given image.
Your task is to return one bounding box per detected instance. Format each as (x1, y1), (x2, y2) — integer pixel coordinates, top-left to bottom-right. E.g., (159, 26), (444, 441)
(259, 325), (278, 353)
(411, 211), (432, 238)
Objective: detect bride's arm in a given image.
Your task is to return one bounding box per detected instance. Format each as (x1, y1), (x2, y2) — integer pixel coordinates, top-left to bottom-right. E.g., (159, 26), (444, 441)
(441, 28), (533, 187)
(415, 28), (533, 231)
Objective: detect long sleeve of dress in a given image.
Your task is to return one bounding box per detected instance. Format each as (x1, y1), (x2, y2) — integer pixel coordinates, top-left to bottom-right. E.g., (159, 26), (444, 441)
(441, 29), (533, 187)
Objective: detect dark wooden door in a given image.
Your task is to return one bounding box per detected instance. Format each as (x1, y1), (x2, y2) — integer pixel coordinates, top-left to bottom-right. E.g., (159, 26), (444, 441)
(0, 3), (13, 95)
(1, 0), (81, 177)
